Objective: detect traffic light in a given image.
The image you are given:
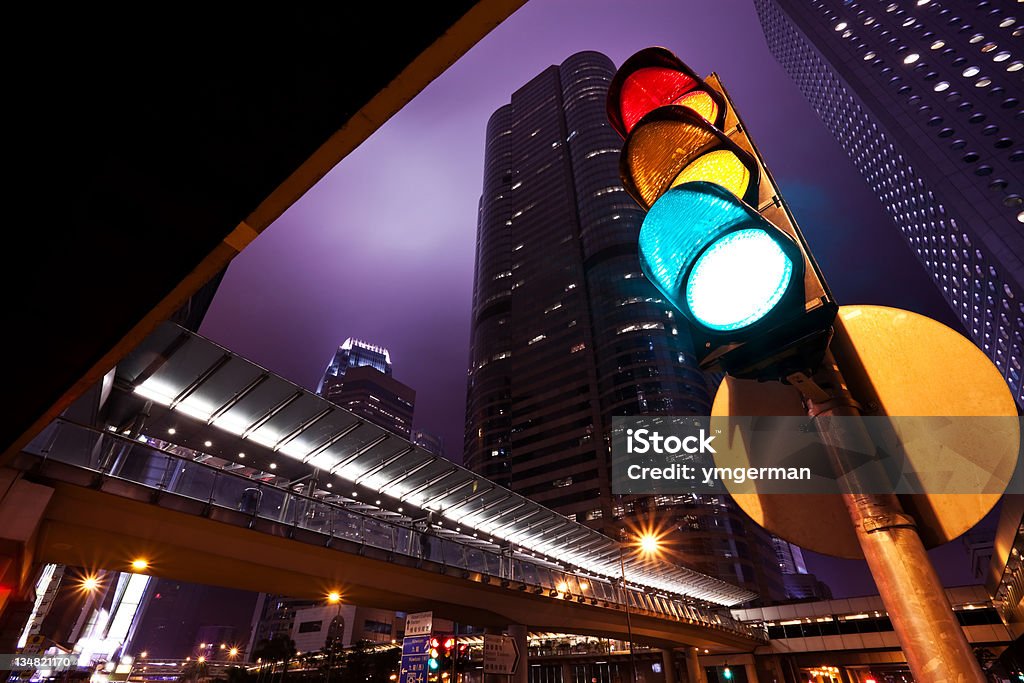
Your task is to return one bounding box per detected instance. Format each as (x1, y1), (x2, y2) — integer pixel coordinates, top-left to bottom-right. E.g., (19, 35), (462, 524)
(441, 637), (455, 675)
(428, 638), (440, 672)
(722, 666), (733, 680)
(608, 47), (838, 381)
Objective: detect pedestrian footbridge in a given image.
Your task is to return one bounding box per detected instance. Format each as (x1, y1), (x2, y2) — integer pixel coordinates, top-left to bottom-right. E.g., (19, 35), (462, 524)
(12, 324), (765, 652)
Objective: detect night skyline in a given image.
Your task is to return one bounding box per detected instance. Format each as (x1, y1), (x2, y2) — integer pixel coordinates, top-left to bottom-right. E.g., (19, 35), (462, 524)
(198, 0), (970, 596)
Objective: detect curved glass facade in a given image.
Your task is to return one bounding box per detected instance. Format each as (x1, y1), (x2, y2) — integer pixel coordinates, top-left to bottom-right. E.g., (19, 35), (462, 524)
(464, 51), (785, 602)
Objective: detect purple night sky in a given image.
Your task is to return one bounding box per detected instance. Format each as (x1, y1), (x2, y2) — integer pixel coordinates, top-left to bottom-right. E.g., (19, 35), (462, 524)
(199, 0), (986, 597)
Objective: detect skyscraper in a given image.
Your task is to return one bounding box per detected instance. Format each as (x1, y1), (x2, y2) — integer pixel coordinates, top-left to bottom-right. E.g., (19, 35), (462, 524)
(756, 0), (1024, 406)
(464, 51), (784, 601)
(316, 339), (415, 438)
(317, 338), (393, 395)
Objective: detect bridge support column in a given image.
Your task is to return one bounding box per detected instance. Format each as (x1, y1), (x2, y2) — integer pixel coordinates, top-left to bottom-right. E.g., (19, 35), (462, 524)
(660, 649), (676, 683)
(507, 624), (528, 683)
(743, 661), (760, 683)
(0, 468), (53, 652)
(684, 648), (704, 683)
(560, 661), (574, 683)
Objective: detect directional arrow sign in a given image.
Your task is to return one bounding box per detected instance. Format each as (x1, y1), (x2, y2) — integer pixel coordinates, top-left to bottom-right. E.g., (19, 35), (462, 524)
(483, 634), (520, 675)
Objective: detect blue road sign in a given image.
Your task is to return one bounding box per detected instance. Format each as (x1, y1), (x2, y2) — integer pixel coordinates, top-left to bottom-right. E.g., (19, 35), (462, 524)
(400, 635), (431, 683)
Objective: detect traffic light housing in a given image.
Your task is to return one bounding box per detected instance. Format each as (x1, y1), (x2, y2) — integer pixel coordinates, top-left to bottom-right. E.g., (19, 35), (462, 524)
(428, 638), (440, 672)
(441, 637), (455, 672)
(608, 47), (838, 381)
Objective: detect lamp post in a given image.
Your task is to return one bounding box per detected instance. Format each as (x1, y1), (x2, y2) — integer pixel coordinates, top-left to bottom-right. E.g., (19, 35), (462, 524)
(617, 533), (662, 683)
(326, 591), (342, 683)
(617, 547), (639, 683)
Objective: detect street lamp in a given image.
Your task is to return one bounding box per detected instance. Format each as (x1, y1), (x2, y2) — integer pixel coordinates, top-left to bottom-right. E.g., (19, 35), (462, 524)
(326, 591), (343, 683)
(617, 532), (663, 683)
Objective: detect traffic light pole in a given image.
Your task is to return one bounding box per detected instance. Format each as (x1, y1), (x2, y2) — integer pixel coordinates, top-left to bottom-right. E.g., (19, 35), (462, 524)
(798, 349), (985, 682)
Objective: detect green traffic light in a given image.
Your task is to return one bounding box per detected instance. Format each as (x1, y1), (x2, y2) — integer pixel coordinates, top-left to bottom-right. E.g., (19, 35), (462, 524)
(722, 666), (732, 680)
(686, 228), (793, 331)
(638, 181), (800, 333)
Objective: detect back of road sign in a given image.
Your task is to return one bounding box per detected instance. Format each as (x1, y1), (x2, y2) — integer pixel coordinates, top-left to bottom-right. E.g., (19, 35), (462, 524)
(711, 305), (1020, 558)
(483, 634), (520, 675)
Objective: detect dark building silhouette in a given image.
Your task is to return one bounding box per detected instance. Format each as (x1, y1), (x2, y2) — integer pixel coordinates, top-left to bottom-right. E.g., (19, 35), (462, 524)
(411, 428), (445, 456)
(464, 50), (785, 601)
(132, 580), (256, 659)
(321, 365), (415, 438)
(756, 0), (1024, 406)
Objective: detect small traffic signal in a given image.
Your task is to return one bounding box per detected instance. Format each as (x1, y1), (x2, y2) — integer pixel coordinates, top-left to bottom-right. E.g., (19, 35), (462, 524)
(428, 638), (440, 672)
(608, 47), (837, 381)
(722, 666), (733, 680)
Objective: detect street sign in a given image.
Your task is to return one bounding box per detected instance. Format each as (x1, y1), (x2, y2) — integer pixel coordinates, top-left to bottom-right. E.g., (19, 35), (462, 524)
(711, 305), (1020, 558)
(404, 611), (433, 637)
(483, 634), (519, 675)
(399, 635), (431, 683)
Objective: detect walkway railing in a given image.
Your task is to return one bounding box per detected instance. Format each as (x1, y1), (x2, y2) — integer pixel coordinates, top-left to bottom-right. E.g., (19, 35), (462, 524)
(25, 419), (766, 643)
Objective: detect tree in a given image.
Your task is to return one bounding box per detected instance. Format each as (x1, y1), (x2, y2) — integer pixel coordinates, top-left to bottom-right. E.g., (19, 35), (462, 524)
(251, 635), (296, 683)
(225, 666), (251, 683)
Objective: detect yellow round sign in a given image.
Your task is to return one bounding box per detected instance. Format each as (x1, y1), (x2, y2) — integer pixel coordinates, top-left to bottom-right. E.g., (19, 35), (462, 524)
(711, 305), (1019, 559)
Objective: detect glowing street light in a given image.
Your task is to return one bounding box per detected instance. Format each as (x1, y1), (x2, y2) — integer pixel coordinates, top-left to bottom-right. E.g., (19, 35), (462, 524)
(229, 648), (239, 658)
(80, 575), (101, 592)
(327, 591), (342, 604)
(130, 558), (148, 571)
(638, 533), (662, 557)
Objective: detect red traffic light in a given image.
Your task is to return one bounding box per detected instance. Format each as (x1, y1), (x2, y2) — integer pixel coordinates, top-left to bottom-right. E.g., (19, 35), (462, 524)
(429, 638), (440, 648)
(443, 638), (455, 650)
(607, 47), (725, 138)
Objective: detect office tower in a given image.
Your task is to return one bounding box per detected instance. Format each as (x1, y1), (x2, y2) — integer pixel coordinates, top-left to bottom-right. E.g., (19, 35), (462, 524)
(246, 595), (319, 659)
(773, 537), (833, 601)
(464, 50), (784, 601)
(756, 0), (1024, 405)
(412, 429), (445, 456)
(317, 338), (393, 395)
(316, 340), (415, 438)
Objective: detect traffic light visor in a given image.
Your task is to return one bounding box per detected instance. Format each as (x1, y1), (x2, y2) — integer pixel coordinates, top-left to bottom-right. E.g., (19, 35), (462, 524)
(620, 107), (759, 210)
(638, 182), (801, 332)
(607, 47), (725, 136)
